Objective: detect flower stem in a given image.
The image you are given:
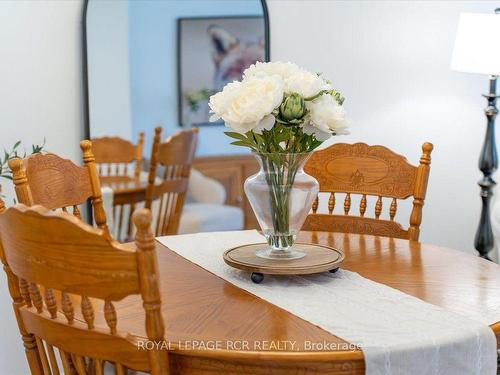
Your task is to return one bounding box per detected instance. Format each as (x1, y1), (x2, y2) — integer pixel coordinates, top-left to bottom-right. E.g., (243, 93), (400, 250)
(261, 154), (300, 250)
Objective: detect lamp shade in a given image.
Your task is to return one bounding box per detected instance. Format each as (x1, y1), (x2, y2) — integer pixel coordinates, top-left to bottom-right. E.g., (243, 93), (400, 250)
(451, 12), (500, 76)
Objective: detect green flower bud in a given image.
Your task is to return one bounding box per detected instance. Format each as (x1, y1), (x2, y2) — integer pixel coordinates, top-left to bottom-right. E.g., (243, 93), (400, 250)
(279, 93), (306, 122)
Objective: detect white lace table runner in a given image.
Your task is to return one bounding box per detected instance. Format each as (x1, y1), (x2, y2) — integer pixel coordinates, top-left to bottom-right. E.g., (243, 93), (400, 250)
(157, 230), (497, 375)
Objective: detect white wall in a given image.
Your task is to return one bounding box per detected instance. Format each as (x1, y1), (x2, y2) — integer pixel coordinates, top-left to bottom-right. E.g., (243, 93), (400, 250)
(0, 1), (84, 373)
(268, 0), (496, 255)
(87, 0), (132, 139)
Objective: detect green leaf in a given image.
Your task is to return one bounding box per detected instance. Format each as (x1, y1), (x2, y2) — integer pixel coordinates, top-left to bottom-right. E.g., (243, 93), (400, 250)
(13, 141), (21, 150)
(230, 141), (250, 147)
(224, 131), (247, 141)
(230, 141), (257, 151)
(275, 129), (291, 144)
(253, 132), (265, 146)
(30, 138), (46, 155)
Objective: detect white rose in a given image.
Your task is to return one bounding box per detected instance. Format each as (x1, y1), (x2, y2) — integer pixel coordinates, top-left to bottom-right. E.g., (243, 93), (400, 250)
(304, 94), (349, 140)
(243, 61), (302, 81)
(285, 70), (330, 98)
(209, 76), (283, 133)
(302, 123), (331, 141)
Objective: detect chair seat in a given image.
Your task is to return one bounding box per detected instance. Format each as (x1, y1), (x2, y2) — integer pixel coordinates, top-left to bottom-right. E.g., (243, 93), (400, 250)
(179, 203), (244, 234)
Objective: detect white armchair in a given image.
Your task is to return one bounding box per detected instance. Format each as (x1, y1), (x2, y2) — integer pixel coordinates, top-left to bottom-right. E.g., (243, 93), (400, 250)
(179, 169), (244, 234)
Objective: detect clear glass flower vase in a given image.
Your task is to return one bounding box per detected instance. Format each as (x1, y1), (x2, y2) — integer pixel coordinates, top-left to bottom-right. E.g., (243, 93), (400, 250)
(244, 152), (319, 260)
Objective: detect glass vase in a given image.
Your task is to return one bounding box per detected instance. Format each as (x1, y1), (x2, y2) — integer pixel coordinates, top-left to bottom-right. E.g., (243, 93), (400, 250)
(244, 152), (319, 260)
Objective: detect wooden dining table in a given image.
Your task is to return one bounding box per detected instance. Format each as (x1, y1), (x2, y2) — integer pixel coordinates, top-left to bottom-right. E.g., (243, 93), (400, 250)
(91, 231), (500, 374)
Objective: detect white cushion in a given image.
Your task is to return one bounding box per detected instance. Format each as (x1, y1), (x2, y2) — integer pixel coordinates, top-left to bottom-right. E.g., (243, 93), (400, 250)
(186, 169), (226, 205)
(179, 203), (244, 234)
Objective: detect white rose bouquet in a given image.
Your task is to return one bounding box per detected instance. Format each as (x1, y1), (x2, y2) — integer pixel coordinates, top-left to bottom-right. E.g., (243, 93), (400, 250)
(209, 61), (348, 153)
(209, 62), (349, 255)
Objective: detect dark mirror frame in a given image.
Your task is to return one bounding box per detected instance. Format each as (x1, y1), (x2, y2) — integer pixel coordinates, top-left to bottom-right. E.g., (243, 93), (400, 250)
(81, 0), (270, 140)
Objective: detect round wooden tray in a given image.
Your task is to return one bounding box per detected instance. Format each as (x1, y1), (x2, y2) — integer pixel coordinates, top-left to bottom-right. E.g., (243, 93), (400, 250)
(223, 243), (345, 283)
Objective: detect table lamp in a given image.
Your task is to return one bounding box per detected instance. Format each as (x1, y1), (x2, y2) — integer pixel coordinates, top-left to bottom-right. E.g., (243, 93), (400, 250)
(451, 10), (500, 260)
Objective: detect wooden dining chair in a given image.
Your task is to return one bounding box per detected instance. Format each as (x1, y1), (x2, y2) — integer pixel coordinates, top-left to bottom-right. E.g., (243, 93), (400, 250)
(8, 141), (110, 238)
(0, 204), (169, 375)
(91, 132), (145, 243)
(91, 132), (145, 183)
(303, 142), (433, 241)
(145, 127), (198, 236)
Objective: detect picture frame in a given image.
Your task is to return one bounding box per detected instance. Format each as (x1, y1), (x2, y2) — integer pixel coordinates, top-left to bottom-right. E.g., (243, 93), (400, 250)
(177, 15), (266, 127)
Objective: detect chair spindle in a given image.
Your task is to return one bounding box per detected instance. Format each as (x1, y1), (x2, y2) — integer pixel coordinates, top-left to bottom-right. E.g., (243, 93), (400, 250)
(344, 193), (351, 215)
(116, 363), (127, 375)
(126, 203), (136, 238)
(44, 288), (58, 319)
(390, 198), (397, 221)
(328, 193), (335, 214)
(61, 292), (74, 324)
(35, 337), (51, 375)
(360, 194), (367, 217)
(104, 301), (117, 335)
(29, 283), (43, 313)
(312, 195), (319, 214)
(375, 196), (382, 219)
(58, 349), (73, 374)
(19, 278), (32, 307)
(94, 359), (104, 375)
(46, 343), (61, 375)
(73, 205), (81, 219)
(72, 354), (88, 375)
(156, 196), (166, 237)
(81, 296), (95, 330)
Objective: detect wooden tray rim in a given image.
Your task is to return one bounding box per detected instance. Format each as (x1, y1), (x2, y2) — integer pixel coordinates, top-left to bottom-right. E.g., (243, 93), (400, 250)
(223, 242), (345, 275)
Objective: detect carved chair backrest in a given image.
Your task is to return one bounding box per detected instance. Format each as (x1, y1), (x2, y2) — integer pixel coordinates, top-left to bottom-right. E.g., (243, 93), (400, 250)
(0, 204), (169, 375)
(303, 142), (433, 241)
(145, 127), (198, 236)
(92, 133), (145, 182)
(8, 141), (110, 237)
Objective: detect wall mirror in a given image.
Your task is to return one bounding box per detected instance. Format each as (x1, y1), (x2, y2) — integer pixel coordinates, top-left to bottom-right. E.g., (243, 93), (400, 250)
(84, 0), (269, 155)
